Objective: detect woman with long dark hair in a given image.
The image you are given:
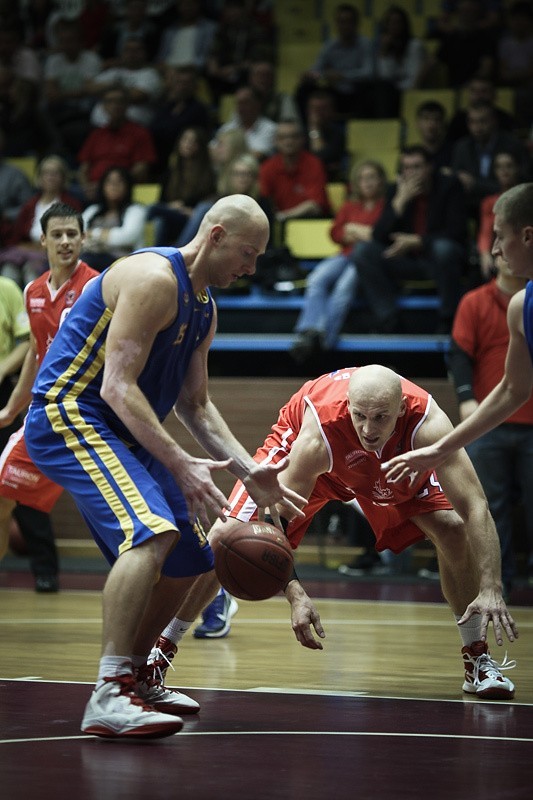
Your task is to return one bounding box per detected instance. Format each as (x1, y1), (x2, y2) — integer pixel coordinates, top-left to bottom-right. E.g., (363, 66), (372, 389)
(81, 166), (147, 271)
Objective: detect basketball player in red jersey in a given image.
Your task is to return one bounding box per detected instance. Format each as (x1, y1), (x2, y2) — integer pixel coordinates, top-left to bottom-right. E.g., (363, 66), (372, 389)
(0, 203), (98, 591)
(160, 365), (518, 700)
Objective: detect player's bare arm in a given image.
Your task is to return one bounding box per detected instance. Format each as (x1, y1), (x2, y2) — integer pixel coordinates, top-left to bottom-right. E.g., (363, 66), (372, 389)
(100, 255), (232, 527)
(279, 409), (329, 650)
(0, 334), (38, 427)
(383, 300), (533, 483)
(174, 313), (307, 521)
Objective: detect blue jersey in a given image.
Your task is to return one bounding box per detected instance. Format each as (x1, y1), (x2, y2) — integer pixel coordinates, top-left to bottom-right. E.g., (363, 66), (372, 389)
(33, 247), (214, 442)
(524, 280), (533, 365)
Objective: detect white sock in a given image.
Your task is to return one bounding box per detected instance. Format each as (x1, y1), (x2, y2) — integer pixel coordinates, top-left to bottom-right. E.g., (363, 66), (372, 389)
(455, 613), (483, 647)
(96, 656), (133, 689)
(160, 617), (192, 645)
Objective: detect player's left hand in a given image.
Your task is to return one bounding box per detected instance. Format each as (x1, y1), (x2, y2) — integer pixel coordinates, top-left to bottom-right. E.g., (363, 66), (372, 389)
(243, 457), (307, 519)
(457, 589), (519, 646)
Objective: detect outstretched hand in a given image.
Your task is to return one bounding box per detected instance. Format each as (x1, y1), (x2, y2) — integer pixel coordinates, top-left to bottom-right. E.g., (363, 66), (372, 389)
(243, 457), (307, 520)
(458, 589), (519, 646)
(382, 444), (445, 484)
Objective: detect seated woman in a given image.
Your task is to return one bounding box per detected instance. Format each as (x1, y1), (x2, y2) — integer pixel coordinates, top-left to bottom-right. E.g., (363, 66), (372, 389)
(290, 159), (387, 363)
(148, 126), (217, 246)
(0, 155), (81, 287)
(81, 166), (147, 271)
(175, 151), (270, 247)
(476, 151), (522, 280)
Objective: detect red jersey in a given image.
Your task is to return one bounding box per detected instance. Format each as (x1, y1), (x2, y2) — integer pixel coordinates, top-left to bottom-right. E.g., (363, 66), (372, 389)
(24, 261), (98, 363)
(1, 261), (98, 513)
(258, 151), (330, 214)
(452, 280), (533, 425)
(229, 368), (452, 553)
(78, 121), (157, 182)
(330, 198), (385, 255)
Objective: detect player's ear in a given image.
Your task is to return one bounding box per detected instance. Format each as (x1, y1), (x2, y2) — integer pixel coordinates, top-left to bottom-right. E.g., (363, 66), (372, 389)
(210, 224), (226, 244)
(398, 396), (407, 417)
(523, 225), (533, 246)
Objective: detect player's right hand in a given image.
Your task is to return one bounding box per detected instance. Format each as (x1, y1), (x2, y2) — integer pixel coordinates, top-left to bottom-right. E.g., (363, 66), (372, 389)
(244, 457), (307, 519)
(285, 580), (325, 650)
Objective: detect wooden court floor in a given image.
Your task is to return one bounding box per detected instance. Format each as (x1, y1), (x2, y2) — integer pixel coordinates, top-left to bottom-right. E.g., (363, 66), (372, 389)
(1, 573), (532, 800)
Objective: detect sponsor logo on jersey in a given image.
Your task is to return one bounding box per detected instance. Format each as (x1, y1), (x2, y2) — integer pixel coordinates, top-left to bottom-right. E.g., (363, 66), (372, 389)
(345, 449), (368, 468)
(371, 479), (394, 502)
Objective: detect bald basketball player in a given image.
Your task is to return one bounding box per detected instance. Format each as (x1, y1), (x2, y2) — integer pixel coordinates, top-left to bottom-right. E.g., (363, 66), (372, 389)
(161, 365), (517, 701)
(24, 195), (306, 739)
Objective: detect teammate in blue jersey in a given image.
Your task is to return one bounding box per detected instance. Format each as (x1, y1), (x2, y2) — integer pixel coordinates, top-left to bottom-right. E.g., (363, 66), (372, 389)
(24, 194), (306, 740)
(384, 183), (533, 561)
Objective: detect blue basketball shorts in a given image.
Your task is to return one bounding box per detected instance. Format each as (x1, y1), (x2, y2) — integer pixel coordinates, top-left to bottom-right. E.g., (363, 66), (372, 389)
(25, 401), (214, 578)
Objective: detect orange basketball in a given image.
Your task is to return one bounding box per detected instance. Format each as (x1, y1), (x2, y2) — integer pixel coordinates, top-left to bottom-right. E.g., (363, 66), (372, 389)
(213, 520), (294, 601)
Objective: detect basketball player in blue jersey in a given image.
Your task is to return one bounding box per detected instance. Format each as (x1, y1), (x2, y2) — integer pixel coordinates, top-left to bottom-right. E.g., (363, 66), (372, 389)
(24, 194), (306, 740)
(385, 182), (533, 594)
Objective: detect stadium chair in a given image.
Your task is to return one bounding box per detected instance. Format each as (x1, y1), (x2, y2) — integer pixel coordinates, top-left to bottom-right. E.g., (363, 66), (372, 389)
(6, 156), (38, 182)
(283, 218), (339, 260)
(132, 183), (159, 205)
(276, 42), (322, 94)
(346, 118), (402, 158)
(326, 182), (348, 214)
(458, 86), (515, 115)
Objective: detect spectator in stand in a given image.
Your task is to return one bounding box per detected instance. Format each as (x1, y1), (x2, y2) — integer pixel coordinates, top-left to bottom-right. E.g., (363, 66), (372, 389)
(87, 36), (163, 129)
(0, 155), (82, 287)
(81, 166), (147, 271)
(259, 119), (330, 224)
(497, 1), (533, 128)
(176, 152), (273, 250)
(371, 4), (428, 118)
(290, 159), (387, 364)
(430, 0), (498, 89)
(77, 86), (157, 203)
(213, 86), (276, 161)
(148, 126), (217, 246)
(435, 0), (503, 34)
(354, 145), (468, 335)
(0, 16), (44, 156)
(303, 89), (347, 183)
(446, 77), (518, 144)
(246, 60), (299, 123)
(0, 129), (33, 247)
(205, 0), (273, 106)
(411, 101), (454, 172)
(450, 100), (531, 217)
(157, 0), (217, 73)
(295, 3), (373, 118)
(433, 0), (498, 88)
(476, 152), (523, 279)
(99, 0), (161, 65)
(43, 17), (102, 165)
(209, 127), (250, 179)
(449, 255), (533, 599)
(149, 65), (212, 178)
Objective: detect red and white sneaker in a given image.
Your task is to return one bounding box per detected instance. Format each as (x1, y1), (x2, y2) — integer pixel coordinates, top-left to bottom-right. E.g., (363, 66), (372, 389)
(81, 674), (183, 738)
(462, 640), (516, 699)
(136, 640), (200, 715)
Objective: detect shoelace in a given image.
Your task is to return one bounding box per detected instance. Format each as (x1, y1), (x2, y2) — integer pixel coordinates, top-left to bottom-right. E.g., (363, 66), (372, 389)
(473, 652), (517, 683)
(103, 674), (154, 710)
(145, 647), (176, 685)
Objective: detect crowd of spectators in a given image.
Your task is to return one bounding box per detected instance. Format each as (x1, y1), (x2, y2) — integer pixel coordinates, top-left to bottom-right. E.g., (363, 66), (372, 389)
(0, 0), (532, 309)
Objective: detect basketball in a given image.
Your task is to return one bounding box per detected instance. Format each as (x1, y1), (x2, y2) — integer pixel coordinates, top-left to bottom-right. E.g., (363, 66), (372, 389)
(213, 520), (294, 601)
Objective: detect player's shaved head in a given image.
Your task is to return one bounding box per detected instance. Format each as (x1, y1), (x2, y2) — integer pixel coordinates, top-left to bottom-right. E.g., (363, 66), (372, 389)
(199, 194), (269, 239)
(348, 365), (403, 408)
